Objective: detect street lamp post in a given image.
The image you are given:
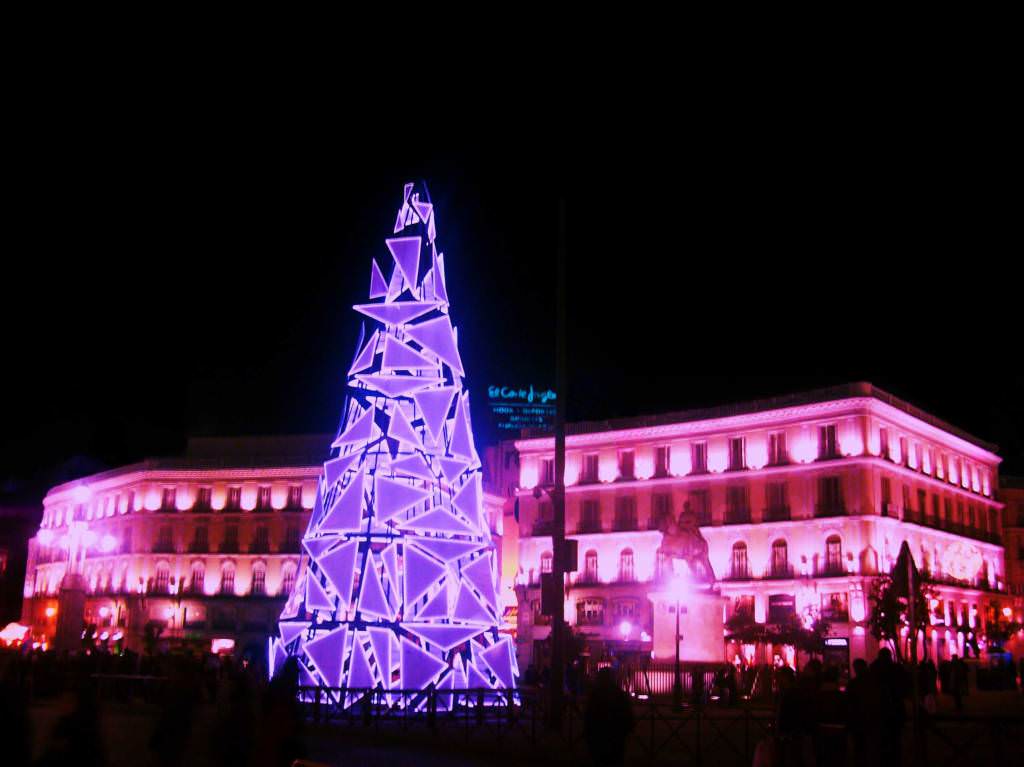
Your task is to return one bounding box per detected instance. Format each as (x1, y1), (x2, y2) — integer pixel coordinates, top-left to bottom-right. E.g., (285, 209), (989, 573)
(673, 595), (682, 707)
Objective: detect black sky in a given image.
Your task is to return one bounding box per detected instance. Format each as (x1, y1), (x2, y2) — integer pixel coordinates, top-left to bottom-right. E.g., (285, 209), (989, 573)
(3, 90), (1021, 500)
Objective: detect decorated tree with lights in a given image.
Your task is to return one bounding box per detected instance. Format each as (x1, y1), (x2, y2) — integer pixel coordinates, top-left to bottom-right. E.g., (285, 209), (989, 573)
(271, 181), (516, 706)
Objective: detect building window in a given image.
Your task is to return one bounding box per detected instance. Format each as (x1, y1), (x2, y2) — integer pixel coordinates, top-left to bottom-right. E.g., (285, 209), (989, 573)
(733, 595), (754, 618)
(155, 564), (170, 594)
(931, 494), (941, 524)
(221, 525), (239, 554)
(252, 564), (266, 595)
(540, 551), (552, 574)
(654, 446), (671, 477)
(820, 592), (849, 621)
(825, 535), (843, 574)
(917, 489), (927, 521)
(652, 493), (673, 528)
(191, 526), (209, 553)
(220, 565), (236, 595)
(731, 542), (749, 579)
(579, 500), (601, 534)
(121, 528), (132, 554)
(816, 476), (844, 517)
(612, 598), (639, 620)
(285, 526), (301, 552)
(226, 487), (242, 511)
(899, 437), (909, 466)
(819, 425), (838, 460)
(540, 458), (555, 485)
(768, 432), (788, 466)
(155, 525), (174, 553)
(251, 526), (270, 553)
(576, 597), (605, 627)
(190, 562), (205, 593)
(161, 487), (177, 511)
(879, 428), (890, 460)
(257, 486), (272, 510)
(881, 477), (893, 516)
(287, 486), (303, 509)
(690, 490), (710, 526)
(728, 438), (746, 471)
(195, 488), (212, 510)
(583, 550), (599, 582)
(619, 548), (635, 582)
(582, 454), (599, 483)
(768, 594), (796, 624)
(691, 442), (708, 474)
(770, 540), (789, 578)
(614, 496), (637, 531)
(765, 482), (789, 521)
(282, 564), (297, 595)
(725, 485), (750, 524)
(618, 450), (635, 480)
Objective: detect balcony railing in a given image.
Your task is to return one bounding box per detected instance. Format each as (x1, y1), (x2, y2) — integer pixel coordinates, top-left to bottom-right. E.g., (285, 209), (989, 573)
(152, 542), (175, 554)
(763, 506), (791, 522)
(529, 520), (555, 537)
(765, 564), (796, 580)
(724, 509), (751, 525)
(187, 542), (209, 554)
(814, 563), (849, 578)
(249, 542), (271, 554)
(575, 520), (603, 535)
(724, 567), (751, 581)
(612, 516), (639, 532)
(218, 542), (240, 554)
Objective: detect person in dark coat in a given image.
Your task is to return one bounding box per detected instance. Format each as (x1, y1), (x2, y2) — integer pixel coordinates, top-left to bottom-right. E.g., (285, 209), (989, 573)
(584, 667), (635, 767)
(949, 654), (968, 712)
(846, 658), (877, 767)
(870, 648), (907, 767)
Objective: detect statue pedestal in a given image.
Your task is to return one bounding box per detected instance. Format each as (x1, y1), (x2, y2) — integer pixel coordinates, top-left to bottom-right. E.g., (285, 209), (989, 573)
(54, 573), (86, 654)
(648, 585), (726, 663)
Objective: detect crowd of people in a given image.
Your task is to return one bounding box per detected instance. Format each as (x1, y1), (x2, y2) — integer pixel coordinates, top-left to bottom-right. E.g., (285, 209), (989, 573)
(0, 647), (306, 767)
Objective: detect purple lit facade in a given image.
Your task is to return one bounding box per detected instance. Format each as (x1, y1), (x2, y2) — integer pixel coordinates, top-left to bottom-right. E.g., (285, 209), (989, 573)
(513, 384), (1014, 671)
(273, 182), (516, 702)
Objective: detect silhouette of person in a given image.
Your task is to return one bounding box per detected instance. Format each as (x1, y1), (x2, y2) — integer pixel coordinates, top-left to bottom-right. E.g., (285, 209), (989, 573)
(36, 677), (105, 767)
(252, 656), (305, 767)
(584, 667), (634, 767)
(870, 648), (907, 767)
(949, 654), (968, 712)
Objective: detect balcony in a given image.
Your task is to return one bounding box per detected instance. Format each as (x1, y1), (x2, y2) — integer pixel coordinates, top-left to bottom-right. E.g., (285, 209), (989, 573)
(815, 563), (849, 578)
(529, 520), (556, 537)
(187, 542), (209, 554)
(249, 542), (271, 554)
(152, 542), (176, 554)
(724, 509), (751, 525)
(763, 506), (791, 522)
(279, 540), (302, 554)
(574, 520), (603, 535)
(612, 516), (639, 532)
(765, 564), (796, 580)
(218, 542), (240, 554)
(724, 568), (751, 581)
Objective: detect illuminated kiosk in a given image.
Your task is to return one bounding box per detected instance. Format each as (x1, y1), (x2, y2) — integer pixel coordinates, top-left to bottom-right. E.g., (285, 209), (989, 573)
(271, 181), (516, 708)
(648, 511), (726, 664)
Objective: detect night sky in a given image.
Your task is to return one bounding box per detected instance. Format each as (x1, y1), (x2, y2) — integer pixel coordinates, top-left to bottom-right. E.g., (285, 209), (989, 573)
(4, 127), (1021, 502)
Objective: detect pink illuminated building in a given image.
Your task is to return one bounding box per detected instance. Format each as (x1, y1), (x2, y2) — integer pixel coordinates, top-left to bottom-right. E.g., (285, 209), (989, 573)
(512, 383), (1012, 671)
(21, 434), (506, 660)
(21, 436), (322, 658)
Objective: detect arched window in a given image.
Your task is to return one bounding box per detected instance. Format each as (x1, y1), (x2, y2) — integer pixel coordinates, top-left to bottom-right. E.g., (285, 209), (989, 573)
(825, 535), (843, 573)
(584, 550), (599, 582)
(155, 563), (170, 593)
(190, 561), (205, 593)
(220, 563), (236, 595)
(731, 542), (748, 579)
(282, 562), (297, 595)
(251, 562), (267, 595)
(619, 548), (635, 582)
(771, 540), (789, 577)
(540, 551), (553, 574)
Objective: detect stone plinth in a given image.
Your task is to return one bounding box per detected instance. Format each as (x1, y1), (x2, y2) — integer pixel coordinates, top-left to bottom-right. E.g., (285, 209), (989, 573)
(648, 584), (726, 663)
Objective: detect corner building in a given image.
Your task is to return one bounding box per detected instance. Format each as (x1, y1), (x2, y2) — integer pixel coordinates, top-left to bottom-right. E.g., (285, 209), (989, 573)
(513, 384), (1010, 671)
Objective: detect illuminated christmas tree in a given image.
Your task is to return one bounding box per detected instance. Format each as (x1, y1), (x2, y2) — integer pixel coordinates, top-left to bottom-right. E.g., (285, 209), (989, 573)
(272, 181), (516, 707)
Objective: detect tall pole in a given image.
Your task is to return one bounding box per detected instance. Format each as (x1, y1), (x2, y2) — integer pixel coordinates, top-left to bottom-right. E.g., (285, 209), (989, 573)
(550, 198), (567, 728)
(673, 597), (682, 707)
